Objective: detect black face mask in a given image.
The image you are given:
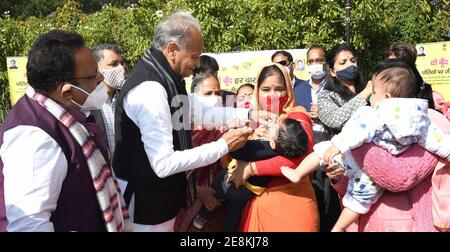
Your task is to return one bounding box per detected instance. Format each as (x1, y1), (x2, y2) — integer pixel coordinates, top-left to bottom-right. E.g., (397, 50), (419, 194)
(336, 65), (359, 82)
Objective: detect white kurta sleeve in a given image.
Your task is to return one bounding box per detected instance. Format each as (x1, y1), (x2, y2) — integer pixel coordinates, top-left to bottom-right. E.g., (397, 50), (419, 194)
(123, 82), (230, 178)
(1, 125), (68, 232)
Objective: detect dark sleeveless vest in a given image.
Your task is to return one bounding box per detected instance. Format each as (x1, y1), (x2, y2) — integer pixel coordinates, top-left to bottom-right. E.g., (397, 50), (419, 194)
(113, 51), (191, 225)
(0, 94), (108, 231)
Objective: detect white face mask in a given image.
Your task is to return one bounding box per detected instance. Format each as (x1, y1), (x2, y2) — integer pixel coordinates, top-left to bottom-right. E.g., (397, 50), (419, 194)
(194, 94), (223, 107)
(306, 63), (326, 79)
(102, 65), (126, 89)
(69, 82), (108, 112)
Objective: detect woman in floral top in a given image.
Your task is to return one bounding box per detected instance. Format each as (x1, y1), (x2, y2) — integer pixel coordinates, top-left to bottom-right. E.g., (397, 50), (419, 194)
(317, 44), (372, 135)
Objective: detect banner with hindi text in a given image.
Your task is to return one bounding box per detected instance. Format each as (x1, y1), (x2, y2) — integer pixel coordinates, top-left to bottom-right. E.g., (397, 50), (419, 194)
(415, 41), (450, 119)
(6, 56), (28, 106)
(185, 49), (310, 93)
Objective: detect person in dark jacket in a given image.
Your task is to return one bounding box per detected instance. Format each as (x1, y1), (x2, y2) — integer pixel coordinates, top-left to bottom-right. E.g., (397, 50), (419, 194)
(385, 42), (435, 110)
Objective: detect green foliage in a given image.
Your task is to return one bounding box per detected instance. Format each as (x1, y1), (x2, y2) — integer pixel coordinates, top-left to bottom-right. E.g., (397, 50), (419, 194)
(0, 0), (140, 19)
(0, 0), (449, 118)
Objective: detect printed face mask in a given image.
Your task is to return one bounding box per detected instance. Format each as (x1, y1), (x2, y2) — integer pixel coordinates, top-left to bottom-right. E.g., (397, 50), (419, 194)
(193, 94), (223, 107)
(102, 65), (126, 89)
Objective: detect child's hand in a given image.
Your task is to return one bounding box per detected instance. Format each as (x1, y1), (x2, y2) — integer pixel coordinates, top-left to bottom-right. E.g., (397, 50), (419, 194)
(323, 144), (341, 164)
(280, 166), (302, 183)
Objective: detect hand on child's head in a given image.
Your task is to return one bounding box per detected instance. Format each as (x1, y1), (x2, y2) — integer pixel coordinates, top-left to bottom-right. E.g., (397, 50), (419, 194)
(254, 121), (280, 141)
(268, 122), (280, 141)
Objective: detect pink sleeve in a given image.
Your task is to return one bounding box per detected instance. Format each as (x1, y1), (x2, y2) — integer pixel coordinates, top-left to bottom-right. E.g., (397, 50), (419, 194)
(351, 143), (439, 192)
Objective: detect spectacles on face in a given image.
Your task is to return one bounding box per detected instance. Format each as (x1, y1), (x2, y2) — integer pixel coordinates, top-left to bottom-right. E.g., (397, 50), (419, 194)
(306, 58), (325, 65)
(276, 60), (292, 67)
(71, 68), (102, 81)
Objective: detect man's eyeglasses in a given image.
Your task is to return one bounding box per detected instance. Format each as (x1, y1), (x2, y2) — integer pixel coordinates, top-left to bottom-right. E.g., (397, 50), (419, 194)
(71, 69), (102, 81)
(275, 60), (292, 67)
(306, 58), (326, 65)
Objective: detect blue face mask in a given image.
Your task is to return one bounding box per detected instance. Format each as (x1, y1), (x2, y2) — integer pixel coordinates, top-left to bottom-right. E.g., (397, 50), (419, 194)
(336, 65), (359, 82)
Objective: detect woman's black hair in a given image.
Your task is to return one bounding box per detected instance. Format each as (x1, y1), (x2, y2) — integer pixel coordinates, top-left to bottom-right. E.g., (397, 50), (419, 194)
(192, 55), (219, 77)
(257, 65), (286, 90)
(236, 83), (255, 95)
(384, 42), (435, 109)
(324, 44), (365, 102)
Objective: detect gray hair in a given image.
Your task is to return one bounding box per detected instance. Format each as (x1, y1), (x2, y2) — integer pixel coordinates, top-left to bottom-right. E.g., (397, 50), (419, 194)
(191, 72), (219, 93)
(152, 11), (201, 51)
(92, 43), (123, 63)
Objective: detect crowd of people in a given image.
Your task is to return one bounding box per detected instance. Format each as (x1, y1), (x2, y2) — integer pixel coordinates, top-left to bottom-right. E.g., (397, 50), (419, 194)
(0, 11), (449, 232)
